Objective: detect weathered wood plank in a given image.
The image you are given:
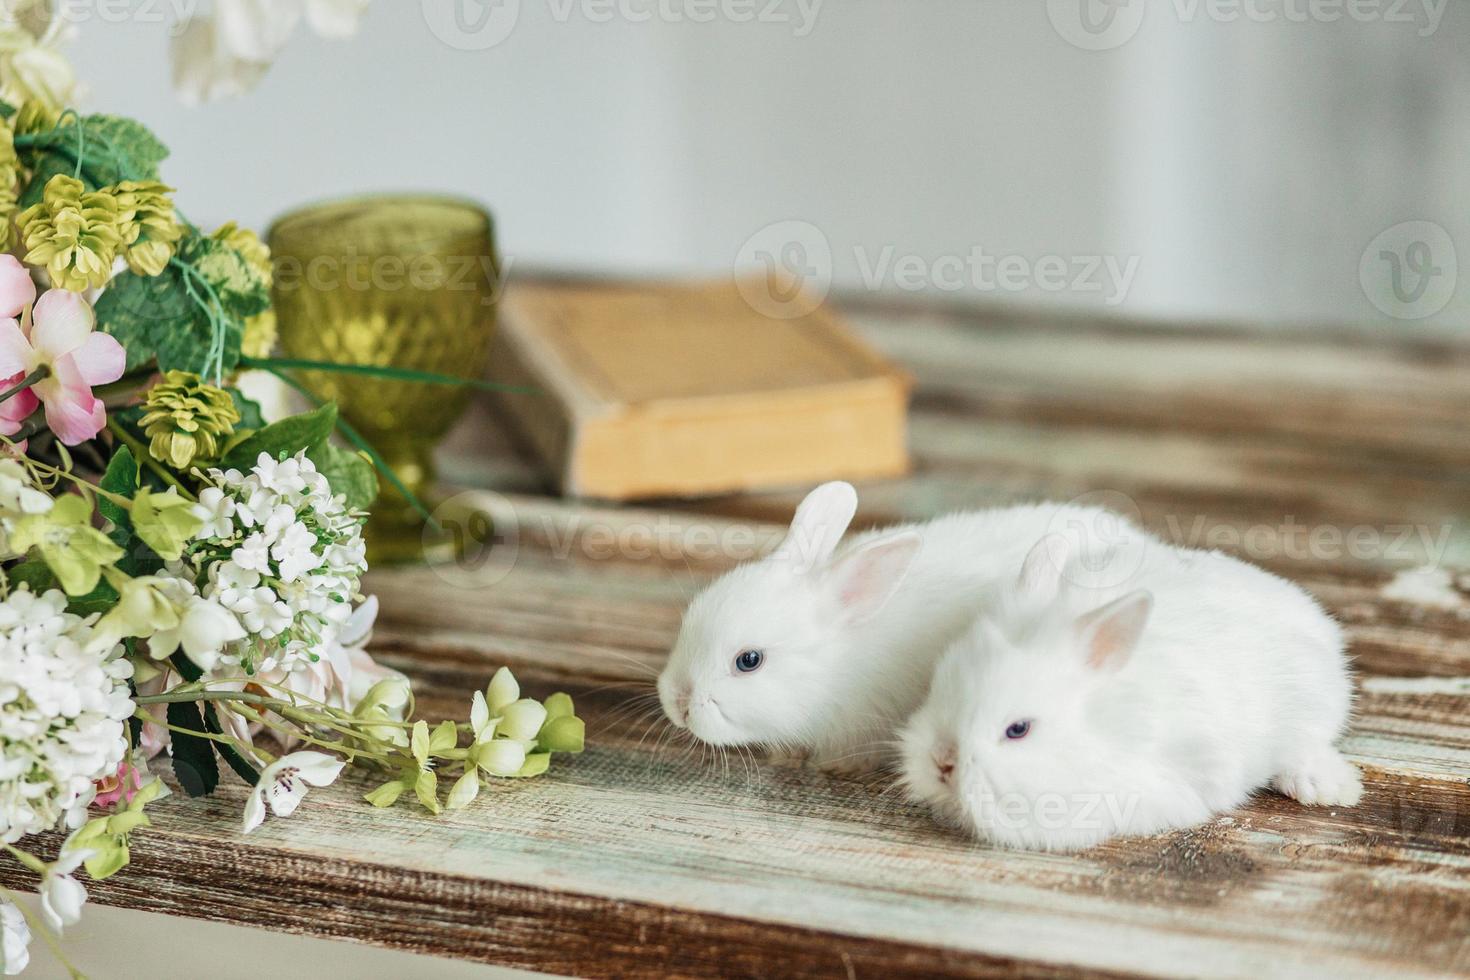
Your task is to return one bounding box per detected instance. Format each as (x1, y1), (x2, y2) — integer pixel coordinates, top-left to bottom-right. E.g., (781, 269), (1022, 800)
(11, 297), (1466, 978)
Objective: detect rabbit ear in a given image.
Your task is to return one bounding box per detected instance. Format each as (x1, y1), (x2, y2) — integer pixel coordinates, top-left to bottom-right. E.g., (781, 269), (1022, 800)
(822, 531), (922, 624)
(1075, 590), (1152, 672)
(771, 482), (857, 574)
(1017, 534), (1071, 601)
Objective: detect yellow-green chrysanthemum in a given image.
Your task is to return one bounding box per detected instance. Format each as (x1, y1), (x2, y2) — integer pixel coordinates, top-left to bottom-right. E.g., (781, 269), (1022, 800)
(113, 180), (183, 277)
(138, 371), (241, 469)
(16, 174), (123, 291)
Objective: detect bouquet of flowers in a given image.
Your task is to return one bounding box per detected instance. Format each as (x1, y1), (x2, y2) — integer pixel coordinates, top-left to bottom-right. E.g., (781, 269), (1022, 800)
(0, 4), (585, 975)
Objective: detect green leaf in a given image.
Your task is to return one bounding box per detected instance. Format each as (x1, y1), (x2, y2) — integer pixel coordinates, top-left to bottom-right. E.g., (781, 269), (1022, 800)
(364, 780), (407, 808)
(17, 114), (169, 206)
(202, 702), (259, 787)
(6, 558), (55, 593)
(226, 388), (266, 430)
(167, 701), (220, 797)
(429, 719), (458, 754)
(95, 263), (225, 375)
(221, 402), (337, 470)
(99, 446), (138, 532)
(309, 440), (378, 512)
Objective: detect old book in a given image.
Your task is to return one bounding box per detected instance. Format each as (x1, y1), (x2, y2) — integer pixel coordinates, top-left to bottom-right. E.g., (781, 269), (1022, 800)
(484, 279), (911, 500)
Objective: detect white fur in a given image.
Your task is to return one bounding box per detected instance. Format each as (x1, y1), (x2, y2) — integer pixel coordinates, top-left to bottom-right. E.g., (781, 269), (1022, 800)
(657, 482), (1148, 769)
(901, 535), (1362, 852)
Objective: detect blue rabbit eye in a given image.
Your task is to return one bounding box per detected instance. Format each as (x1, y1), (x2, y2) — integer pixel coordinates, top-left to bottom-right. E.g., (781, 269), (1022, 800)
(735, 649), (764, 673)
(1005, 720), (1031, 740)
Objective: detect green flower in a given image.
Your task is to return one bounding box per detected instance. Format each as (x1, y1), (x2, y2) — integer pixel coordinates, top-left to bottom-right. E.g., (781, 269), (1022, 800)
(9, 493), (124, 595)
(213, 222), (276, 357)
(211, 221), (272, 285)
(90, 570), (180, 652)
(16, 174), (124, 291)
(138, 370), (241, 469)
(112, 180), (183, 277)
(132, 487), (204, 561)
(0, 122), (19, 251)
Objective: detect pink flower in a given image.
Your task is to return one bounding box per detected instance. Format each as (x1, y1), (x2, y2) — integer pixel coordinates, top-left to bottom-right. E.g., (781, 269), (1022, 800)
(93, 760), (144, 808)
(0, 262), (125, 445)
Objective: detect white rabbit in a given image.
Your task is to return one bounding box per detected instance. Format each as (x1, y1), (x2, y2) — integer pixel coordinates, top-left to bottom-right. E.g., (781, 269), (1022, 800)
(900, 534), (1362, 852)
(657, 481), (1150, 770)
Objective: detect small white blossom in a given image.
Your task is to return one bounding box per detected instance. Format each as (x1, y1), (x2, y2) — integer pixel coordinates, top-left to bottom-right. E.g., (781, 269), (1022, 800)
(242, 751), (344, 833)
(159, 452), (368, 676)
(192, 486), (236, 539)
(39, 846), (90, 933)
(0, 588), (131, 845)
(1, 899), (29, 976)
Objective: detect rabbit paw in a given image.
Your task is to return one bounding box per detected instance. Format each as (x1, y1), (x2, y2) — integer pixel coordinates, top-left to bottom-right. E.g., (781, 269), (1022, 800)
(1273, 750), (1364, 807)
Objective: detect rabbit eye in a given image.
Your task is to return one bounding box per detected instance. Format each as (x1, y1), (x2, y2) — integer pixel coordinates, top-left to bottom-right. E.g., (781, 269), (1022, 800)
(1004, 720), (1032, 740)
(734, 649), (764, 673)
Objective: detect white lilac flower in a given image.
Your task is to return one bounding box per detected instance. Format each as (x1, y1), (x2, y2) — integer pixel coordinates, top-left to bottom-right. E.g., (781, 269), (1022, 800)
(39, 846), (90, 932)
(1, 898), (29, 976)
(0, 588), (132, 846)
(165, 451), (368, 677)
(193, 486), (235, 539)
(170, 0), (369, 105)
(242, 751), (344, 833)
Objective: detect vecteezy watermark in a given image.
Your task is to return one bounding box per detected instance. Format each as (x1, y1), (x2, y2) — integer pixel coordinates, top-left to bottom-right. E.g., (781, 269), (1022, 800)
(734, 220), (1141, 318)
(22, 0), (199, 33)
(1046, 0), (1148, 50)
(1045, 490), (1150, 591)
(425, 491), (784, 588)
(1164, 513), (1456, 566)
(733, 219), (833, 319)
(1047, 0), (1449, 51)
(421, 0), (823, 51)
(270, 249), (513, 309)
(1359, 220), (1457, 321)
(960, 789), (1143, 834)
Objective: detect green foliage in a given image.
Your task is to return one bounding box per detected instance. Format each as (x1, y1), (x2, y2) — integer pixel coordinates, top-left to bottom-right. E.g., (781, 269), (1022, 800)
(17, 113), (169, 206)
(310, 440), (379, 511)
(94, 232), (269, 377)
(167, 700), (221, 797)
(99, 445), (138, 533)
(15, 113), (169, 204)
(227, 387), (266, 430)
(221, 401), (337, 469)
(95, 261), (229, 375)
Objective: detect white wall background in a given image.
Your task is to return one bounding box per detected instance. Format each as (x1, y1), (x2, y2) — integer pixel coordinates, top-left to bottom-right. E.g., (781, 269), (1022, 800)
(65, 0), (1470, 331)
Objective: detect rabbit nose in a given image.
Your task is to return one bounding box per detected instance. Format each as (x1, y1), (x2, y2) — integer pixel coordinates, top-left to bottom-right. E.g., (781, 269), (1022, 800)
(933, 742), (958, 785)
(673, 684), (692, 724)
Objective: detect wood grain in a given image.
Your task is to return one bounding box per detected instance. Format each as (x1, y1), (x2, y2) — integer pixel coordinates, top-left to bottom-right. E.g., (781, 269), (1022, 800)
(8, 299), (1468, 978)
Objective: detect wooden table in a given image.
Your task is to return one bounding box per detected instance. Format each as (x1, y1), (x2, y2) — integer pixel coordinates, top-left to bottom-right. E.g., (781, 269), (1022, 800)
(29, 300), (1470, 977)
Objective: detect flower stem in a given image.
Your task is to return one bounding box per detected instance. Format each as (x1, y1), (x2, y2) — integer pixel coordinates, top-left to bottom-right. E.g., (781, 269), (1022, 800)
(0, 365), (47, 406)
(106, 418), (195, 500)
